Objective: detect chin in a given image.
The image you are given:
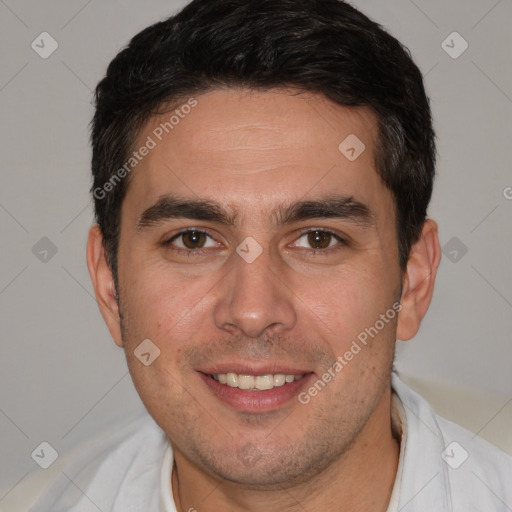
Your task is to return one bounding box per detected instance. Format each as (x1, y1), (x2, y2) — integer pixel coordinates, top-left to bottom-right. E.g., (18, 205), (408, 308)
(193, 439), (342, 489)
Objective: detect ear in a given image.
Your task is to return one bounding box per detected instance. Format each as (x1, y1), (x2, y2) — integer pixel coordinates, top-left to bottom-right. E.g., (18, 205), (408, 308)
(396, 219), (441, 341)
(86, 225), (124, 347)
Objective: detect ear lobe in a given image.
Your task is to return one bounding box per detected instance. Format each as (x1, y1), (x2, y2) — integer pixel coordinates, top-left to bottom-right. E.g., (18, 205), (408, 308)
(396, 219), (441, 341)
(86, 225), (124, 347)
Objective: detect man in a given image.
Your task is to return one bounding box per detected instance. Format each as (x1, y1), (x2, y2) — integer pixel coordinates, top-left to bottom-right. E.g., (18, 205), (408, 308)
(30, 0), (512, 511)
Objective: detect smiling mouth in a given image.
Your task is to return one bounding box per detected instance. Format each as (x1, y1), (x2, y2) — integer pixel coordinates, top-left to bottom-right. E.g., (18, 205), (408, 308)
(207, 372), (305, 391)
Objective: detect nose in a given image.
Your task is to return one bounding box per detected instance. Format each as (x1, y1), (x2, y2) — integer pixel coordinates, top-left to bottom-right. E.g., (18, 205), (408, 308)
(213, 248), (297, 338)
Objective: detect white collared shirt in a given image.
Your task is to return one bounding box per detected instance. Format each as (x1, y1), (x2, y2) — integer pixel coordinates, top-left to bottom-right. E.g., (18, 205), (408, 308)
(29, 373), (512, 512)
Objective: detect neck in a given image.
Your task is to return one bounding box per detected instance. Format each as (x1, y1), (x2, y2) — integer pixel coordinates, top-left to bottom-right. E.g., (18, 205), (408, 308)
(172, 389), (400, 512)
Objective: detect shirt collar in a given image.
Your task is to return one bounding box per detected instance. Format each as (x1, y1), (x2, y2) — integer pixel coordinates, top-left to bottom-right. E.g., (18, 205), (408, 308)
(386, 391), (407, 512)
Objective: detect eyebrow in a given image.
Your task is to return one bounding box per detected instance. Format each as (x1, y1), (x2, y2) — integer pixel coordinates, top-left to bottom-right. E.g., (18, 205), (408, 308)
(136, 194), (374, 232)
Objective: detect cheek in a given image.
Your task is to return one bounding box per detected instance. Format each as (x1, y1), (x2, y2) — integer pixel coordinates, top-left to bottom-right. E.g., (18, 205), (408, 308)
(118, 256), (218, 348)
(290, 260), (396, 347)
(117, 262), (200, 417)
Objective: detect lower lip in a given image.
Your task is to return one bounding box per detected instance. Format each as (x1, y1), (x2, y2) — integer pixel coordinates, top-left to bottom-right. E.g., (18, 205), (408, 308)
(198, 372), (313, 413)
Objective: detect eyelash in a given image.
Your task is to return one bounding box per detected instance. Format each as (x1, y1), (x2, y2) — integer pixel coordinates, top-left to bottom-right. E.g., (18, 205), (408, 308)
(163, 228), (348, 255)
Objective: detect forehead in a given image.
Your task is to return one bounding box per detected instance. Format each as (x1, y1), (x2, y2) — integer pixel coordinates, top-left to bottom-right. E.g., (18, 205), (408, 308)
(124, 88), (390, 220)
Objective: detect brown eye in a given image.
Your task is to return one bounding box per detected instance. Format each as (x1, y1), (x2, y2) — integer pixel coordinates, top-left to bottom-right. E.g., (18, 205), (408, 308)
(164, 229), (220, 254)
(307, 230), (333, 249)
(181, 230), (208, 249)
(291, 229), (345, 252)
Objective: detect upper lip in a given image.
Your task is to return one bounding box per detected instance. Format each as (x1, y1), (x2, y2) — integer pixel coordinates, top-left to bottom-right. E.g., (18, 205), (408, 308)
(198, 364), (313, 376)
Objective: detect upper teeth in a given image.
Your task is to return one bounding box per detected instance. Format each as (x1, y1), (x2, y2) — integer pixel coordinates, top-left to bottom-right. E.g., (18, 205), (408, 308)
(213, 373), (303, 390)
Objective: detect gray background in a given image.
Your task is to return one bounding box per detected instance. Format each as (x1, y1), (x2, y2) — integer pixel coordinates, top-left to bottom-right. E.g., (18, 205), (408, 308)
(1, 0), (511, 504)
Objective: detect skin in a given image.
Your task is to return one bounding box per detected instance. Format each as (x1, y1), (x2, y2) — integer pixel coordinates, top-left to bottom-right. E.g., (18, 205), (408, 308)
(87, 88), (441, 512)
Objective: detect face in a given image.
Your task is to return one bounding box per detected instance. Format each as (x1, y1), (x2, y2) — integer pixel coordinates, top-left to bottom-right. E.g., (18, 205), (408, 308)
(98, 88), (405, 486)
